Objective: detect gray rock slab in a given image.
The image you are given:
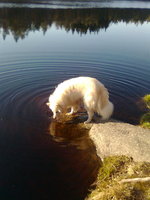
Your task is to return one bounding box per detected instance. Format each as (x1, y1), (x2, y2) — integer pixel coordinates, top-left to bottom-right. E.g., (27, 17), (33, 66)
(89, 122), (150, 162)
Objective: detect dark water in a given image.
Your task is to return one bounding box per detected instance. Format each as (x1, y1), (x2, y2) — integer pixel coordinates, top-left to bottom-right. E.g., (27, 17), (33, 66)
(0, 3), (150, 200)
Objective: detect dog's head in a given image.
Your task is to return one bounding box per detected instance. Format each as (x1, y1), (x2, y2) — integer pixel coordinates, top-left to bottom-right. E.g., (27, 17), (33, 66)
(46, 95), (63, 119)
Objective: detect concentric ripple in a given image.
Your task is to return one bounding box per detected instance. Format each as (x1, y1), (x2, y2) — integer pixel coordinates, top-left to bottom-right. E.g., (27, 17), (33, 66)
(0, 52), (150, 125)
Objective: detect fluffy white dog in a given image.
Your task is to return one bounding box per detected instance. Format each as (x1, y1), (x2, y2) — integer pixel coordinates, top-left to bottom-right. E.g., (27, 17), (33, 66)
(47, 77), (114, 123)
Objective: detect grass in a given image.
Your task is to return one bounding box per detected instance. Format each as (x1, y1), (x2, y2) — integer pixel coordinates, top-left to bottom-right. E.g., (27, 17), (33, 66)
(85, 156), (150, 200)
(143, 95), (150, 109)
(140, 113), (150, 129)
(140, 94), (150, 129)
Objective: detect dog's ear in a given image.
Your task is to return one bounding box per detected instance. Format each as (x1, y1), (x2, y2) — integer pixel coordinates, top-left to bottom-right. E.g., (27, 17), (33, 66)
(46, 102), (50, 106)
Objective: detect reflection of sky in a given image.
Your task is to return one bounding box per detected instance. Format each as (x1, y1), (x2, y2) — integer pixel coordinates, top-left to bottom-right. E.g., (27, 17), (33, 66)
(1, 22), (150, 61)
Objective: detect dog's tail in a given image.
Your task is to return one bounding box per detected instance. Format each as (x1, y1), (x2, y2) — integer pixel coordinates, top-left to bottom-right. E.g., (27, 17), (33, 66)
(96, 88), (114, 120)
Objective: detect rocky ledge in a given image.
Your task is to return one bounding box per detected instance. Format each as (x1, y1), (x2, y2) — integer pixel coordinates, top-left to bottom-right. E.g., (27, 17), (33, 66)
(88, 121), (150, 162)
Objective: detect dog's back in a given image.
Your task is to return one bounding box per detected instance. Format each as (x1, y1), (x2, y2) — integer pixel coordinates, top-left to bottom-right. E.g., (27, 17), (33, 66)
(54, 77), (104, 95)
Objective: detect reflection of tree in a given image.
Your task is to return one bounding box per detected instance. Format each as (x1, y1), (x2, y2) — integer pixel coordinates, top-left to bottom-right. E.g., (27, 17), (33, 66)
(0, 7), (150, 41)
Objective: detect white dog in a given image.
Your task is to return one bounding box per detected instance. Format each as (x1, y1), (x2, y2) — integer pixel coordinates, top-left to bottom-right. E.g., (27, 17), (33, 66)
(46, 77), (114, 123)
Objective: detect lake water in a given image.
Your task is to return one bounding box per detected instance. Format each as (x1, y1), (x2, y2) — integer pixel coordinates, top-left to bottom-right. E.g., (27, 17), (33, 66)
(0, 1), (150, 200)
(1, 0), (150, 8)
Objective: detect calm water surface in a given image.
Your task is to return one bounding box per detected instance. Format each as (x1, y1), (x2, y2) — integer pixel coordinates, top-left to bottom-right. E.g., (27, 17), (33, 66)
(1, 0), (150, 8)
(0, 4), (150, 200)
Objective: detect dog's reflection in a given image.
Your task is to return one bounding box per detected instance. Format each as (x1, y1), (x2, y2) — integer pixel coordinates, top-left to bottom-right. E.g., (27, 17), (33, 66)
(48, 120), (102, 197)
(48, 120), (96, 152)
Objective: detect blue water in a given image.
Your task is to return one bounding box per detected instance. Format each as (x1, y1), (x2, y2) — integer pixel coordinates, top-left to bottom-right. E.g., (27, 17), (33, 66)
(1, 21), (150, 123)
(0, 5), (150, 200)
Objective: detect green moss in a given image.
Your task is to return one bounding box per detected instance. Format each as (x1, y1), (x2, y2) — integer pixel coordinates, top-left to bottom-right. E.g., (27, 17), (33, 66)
(143, 94), (150, 109)
(97, 156), (132, 182)
(141, 122), (150, 129)
(85, 156), (150, 200)
(140, 95), (150, 129)
(140, 112), (150, 129)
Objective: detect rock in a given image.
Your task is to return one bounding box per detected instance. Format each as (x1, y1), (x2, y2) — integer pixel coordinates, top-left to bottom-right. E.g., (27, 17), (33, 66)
(89, 121), (150, 162)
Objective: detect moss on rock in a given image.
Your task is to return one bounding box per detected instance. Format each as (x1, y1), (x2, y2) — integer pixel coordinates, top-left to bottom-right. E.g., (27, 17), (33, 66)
(143, 94), (150, 109)
(140, 112), (150, 129)
(140, 94), (150, 129)
(85, 156), (150, 200)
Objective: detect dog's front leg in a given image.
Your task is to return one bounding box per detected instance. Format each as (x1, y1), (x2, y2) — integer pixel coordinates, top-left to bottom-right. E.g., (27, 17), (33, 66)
(66, 107), (74, 115)
(53, 112), (56, 119)
(84, 110), (94, 124)
(67, 105), (79, 115)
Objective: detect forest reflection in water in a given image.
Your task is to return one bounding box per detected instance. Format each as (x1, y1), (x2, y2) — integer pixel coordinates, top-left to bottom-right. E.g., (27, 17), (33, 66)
(0, 7), (150, 41)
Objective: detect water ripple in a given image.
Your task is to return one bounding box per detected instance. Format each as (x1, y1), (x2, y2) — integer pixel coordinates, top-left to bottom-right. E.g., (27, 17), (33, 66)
(0, 52), (150, 124)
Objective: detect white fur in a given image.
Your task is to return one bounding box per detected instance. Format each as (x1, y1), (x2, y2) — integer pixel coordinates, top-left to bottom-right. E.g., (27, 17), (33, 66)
(47, 77), (114, 123)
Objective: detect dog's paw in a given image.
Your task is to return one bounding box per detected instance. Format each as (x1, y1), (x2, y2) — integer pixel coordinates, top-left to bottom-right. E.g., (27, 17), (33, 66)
(66, 112), (73, 116)
(84, 120), (90, 124)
